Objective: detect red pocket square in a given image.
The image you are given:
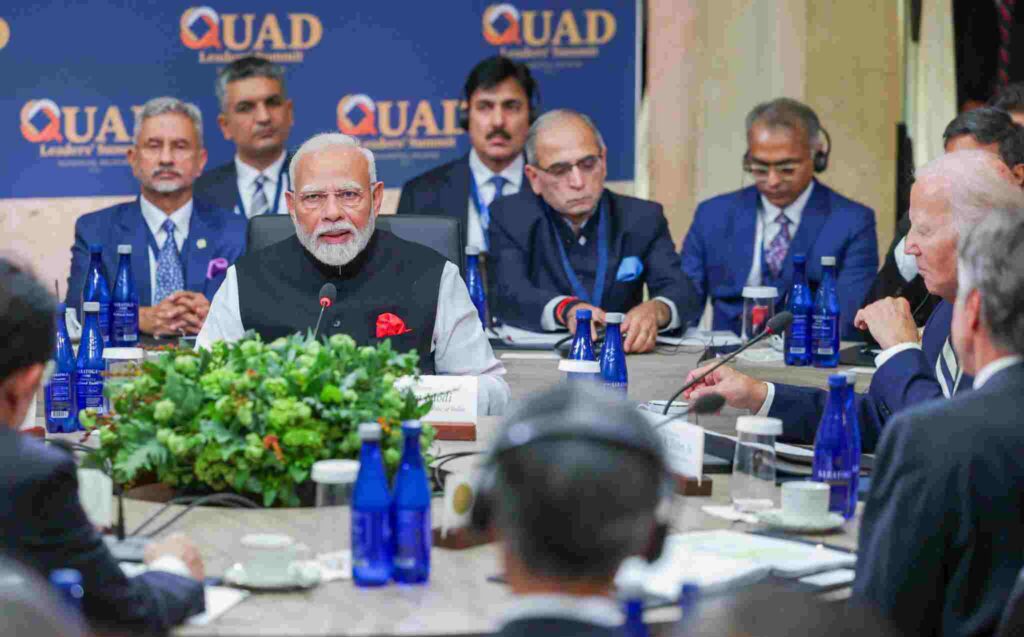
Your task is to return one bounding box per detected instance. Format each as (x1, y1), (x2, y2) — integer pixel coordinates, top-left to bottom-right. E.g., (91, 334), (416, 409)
(376, 312), (412, 338)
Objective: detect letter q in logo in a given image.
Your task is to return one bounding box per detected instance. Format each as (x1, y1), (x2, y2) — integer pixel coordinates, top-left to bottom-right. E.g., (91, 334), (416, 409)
(337, 94), (378, 136)
(20, 100), (63, 143)
(180, 6), (222, 49)
(482, 3), (521, 46)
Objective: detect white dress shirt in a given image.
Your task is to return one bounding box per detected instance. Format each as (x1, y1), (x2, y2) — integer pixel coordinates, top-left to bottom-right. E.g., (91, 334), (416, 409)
(138, 195), (192, 306)
(972, 356), (1024, 390)
(498, 594), (622, 630)
(467, 149), (524, 253)
(746, 181), (814, 286)
(196, 260), (511, 415)
(234, 151), (289, 218)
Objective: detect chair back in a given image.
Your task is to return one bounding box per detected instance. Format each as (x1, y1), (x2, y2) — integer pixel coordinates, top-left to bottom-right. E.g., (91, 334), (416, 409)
(995, 565), (1024, 637)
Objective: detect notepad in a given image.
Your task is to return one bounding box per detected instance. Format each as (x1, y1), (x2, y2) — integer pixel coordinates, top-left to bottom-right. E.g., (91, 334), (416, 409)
(671, 530), (856, 578)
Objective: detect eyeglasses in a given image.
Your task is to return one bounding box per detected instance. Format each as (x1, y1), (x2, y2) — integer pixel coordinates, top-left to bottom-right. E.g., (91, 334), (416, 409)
(744, 159), (806, 182)
(535, 154), (602, 179)
(295, 189), (368, 210)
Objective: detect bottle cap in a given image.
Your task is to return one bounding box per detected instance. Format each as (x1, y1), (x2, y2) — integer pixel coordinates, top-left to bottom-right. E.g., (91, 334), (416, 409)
(575, 308), (592, 320)
(828, 374), (846, 387)
(741, 286), (778, 299)
(82, 301), (100, 313)
(88, 244), (102, 254)
(465, 245), (480, 256)
(558, 359), (601, 373)
(792, 253), (807, 264)
(117, 244), (132, 255)
(736, 416), (782, 435)
(49, 568), (83, 586)
(401, 419), (422, 430)
(358, 422), (382, 440)
(604, 312), (624, 324)
(843, 370), (857, 389)
(311, 459), (360, 484)
(821, 256), (836, 266)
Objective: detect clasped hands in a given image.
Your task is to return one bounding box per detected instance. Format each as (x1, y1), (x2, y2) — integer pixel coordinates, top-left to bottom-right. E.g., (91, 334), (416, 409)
(561, 299), (670, 353)
(682, 296), (921, 413)
(139, 291), (210, 337)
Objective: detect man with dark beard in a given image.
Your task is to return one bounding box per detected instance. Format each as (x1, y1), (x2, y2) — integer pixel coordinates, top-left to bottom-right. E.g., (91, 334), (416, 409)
(197, 133), (511, 415)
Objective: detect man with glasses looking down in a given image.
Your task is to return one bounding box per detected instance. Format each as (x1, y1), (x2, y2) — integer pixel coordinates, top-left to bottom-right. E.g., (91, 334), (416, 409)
(487, 109), (702, 353)
(680, 98), (878, 338)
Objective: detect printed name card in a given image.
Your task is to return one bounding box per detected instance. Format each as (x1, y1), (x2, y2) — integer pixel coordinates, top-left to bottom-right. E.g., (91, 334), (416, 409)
(414, 375), (478, 440)
(658, 419), (705, 482)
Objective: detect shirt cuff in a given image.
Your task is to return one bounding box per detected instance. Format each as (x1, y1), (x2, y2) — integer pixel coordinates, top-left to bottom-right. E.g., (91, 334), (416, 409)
(874, 342), (922, 368)
(541, 296), (571, 332)
(755, 382), (775, 417)
(652, 296), (681, 331)
(148, 555), (193, 579)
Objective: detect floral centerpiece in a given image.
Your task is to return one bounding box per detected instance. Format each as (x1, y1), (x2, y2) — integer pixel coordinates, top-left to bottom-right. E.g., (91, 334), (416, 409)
(83, 332), (434, 507)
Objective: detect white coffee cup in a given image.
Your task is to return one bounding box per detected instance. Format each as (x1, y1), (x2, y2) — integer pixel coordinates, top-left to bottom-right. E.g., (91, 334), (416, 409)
(780, 481), (831, 522)
(239, 533), (303, 584)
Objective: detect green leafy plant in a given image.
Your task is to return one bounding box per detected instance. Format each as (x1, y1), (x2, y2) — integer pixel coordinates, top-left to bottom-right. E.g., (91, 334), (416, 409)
(84, 332), (434, 507)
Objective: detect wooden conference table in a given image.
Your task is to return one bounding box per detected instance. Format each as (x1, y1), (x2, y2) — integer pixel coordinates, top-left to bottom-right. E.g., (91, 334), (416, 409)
(106, 346), (870, 637)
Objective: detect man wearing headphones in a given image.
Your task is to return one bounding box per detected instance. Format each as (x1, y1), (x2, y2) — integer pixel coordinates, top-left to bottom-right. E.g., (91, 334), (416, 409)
(473, 383), (669, 637)
(680, 98), (878, 339)
(396, 56), (537, 254)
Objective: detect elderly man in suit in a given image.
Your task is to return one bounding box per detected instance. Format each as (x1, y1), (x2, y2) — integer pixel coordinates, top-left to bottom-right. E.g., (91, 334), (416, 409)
(488, 109), (702, 353)
(396, 56), (537, 253)
(194, 56), (295, 218)
(66, 97), (246, 336)
(683, 150), (1024, 451)
(854, 207), (1024, 637)
(1, 258), (205, 632)
(680, 98), (878, 339)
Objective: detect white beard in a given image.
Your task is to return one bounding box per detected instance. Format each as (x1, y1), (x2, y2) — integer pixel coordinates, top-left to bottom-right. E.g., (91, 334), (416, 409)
(295, 213), (376, 267)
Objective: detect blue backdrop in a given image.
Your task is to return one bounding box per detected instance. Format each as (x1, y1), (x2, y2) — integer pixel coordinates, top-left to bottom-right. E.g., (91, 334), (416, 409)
(1, 1), (637, 199)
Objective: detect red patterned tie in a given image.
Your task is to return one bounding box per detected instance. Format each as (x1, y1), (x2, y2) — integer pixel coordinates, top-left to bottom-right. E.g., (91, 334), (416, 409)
(998, 0), (1017, 87)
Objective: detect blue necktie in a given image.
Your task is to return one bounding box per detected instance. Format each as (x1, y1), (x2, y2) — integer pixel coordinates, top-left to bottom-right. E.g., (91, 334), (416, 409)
(154, 219), (185, 304)
(479, 175), (507, 232)
(936, 337), (962, 398)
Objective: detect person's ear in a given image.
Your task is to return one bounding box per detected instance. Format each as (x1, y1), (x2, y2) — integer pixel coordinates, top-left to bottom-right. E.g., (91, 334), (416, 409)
(524, 164), (543, 195)
(1012, 163), (1024, 188)
(966, 288), (983, 333)
(371, 181), (384, 217)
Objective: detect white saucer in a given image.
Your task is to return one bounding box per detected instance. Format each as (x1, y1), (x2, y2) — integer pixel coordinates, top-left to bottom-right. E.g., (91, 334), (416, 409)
(224, 561), (322, 591)
(757, 509), (846, 534)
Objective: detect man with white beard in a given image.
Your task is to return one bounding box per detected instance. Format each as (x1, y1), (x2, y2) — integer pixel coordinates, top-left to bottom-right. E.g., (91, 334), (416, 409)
(197, 133), (511, 414)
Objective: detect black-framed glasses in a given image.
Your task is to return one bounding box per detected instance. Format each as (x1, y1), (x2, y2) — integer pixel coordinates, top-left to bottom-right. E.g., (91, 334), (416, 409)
(535, 154), (602, 179)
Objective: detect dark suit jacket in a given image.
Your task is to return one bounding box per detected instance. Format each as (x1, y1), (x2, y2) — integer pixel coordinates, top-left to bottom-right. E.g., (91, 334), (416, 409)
(860, 214), (940, 327)
(0, 428), (204, 632)
(65, 197), (247, 309)
(487, 188), (702, 331)
(496, 618), (625, 637)
(680, 181), (878, 339)
(193, 154), (293, 217)
(770, 300), (973, 452)
(854, 362), (1024, 637)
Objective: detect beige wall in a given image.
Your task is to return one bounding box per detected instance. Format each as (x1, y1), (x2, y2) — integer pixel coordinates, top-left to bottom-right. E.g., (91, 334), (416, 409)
(647, 0), (900, 257)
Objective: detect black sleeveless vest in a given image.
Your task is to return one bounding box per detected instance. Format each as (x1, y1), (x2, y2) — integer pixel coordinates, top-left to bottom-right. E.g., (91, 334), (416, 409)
(234, 230), (446, 373)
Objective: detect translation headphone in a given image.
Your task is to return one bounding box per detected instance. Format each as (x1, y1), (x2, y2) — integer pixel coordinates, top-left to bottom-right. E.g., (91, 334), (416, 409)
(469, 388), (674, 564)
(743, 124), (833, 174)
(458, 58), (542, 131)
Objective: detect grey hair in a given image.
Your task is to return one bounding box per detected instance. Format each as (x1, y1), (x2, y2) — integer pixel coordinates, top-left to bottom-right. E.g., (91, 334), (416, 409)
(215, 56), (287, 112)
(288, 132), (377, 188)
(957, 207), (1024, 354)
(491, 385), (663, 582)
(914, 150), (1024, 233)
(525, 109), (606, 166)
(132, 97), (204, 147)
(745, 97), (822, 149)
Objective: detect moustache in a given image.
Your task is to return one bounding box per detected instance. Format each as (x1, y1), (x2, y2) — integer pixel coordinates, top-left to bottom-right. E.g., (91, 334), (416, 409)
(486, 128), (511, 141)
(315, 222), (357, 238)
(151, 169), (181, 179)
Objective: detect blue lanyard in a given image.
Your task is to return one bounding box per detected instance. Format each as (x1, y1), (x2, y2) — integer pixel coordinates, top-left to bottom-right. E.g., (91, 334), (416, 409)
(548, 198), (609, 308)
(469, 173), (498, 250)
(235, 160), (289, 217)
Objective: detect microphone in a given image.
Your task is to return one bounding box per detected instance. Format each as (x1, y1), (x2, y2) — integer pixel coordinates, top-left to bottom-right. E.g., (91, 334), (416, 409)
(661, 311), (794, 415)
(313, 283), (337, 339)
(653, 393), (726, 430)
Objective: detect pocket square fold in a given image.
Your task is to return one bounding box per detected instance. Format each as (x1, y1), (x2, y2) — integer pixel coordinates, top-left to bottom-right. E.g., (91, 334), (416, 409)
(615, 256), (644, 282)
(376, 312), (412, 338)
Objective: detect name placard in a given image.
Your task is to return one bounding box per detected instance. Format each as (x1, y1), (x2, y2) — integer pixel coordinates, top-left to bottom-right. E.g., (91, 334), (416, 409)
(414, 375), (478, 440)
(658, 419), (705, 482)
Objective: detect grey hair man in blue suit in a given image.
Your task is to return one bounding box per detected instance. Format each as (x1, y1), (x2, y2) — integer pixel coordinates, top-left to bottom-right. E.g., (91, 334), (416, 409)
(855, 206), (1024, 637)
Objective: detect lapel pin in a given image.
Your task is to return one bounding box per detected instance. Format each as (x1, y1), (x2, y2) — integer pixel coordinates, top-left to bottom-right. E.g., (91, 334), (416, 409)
(196, 238), (207, 250)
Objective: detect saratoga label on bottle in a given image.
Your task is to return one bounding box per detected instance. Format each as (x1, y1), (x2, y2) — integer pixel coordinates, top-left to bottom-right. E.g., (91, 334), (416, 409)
(787, 315), (809, 354)
(75, 370), (106, 414)
(48, 372), (73, 419)
(812, 315), (837, 354)
(111, 301), (139, 343)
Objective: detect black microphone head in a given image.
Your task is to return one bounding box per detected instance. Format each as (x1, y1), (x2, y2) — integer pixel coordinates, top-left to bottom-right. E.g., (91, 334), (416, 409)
(766, 311), (794, 334)
(690, 392), (725, 415)
(318, 282), (337, 307)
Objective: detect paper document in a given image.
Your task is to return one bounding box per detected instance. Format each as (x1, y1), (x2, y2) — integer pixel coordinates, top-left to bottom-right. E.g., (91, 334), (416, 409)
(671, 530), (855, 578)
(187, 586), (250, 626)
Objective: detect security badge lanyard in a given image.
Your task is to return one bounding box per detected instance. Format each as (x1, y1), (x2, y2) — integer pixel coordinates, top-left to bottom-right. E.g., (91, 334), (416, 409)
(548, 197), (609, 308)
(234, 160), (289, 217)
(469, 173), (495, 250)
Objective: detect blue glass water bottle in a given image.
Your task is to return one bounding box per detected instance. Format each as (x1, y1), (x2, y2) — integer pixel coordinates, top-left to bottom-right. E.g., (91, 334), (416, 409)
(110, 244), (139, 346)
(83, 244), (112, 345)
(352, 422), (392, 586)
(49, 568), (84, 610)
(45, 303), (77, 433)
(784, 253), (813, 366)
(391, 420), (431, 584)
(811, 256), (840, 368)
(569, 308), (596, 361)
(600, 312), (628, 396)
(811, 374), (857, 519)
(75, 302), (106, 430)
(465, 246), (487, 328)
(843, 370), (862, 502)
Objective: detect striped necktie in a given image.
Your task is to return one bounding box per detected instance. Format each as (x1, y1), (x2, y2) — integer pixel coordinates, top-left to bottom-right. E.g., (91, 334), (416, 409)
(764, 213), (792, 280)
(154, 219), (185, 304)
(250, 174), (269, 217)
(935, 336), (963, 398)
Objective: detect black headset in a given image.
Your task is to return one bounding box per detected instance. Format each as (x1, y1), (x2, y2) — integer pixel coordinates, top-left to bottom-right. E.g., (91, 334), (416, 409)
(469, 388), (673, 564)
(743, 124), (833, 174)
(458, 58), (541, 131)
